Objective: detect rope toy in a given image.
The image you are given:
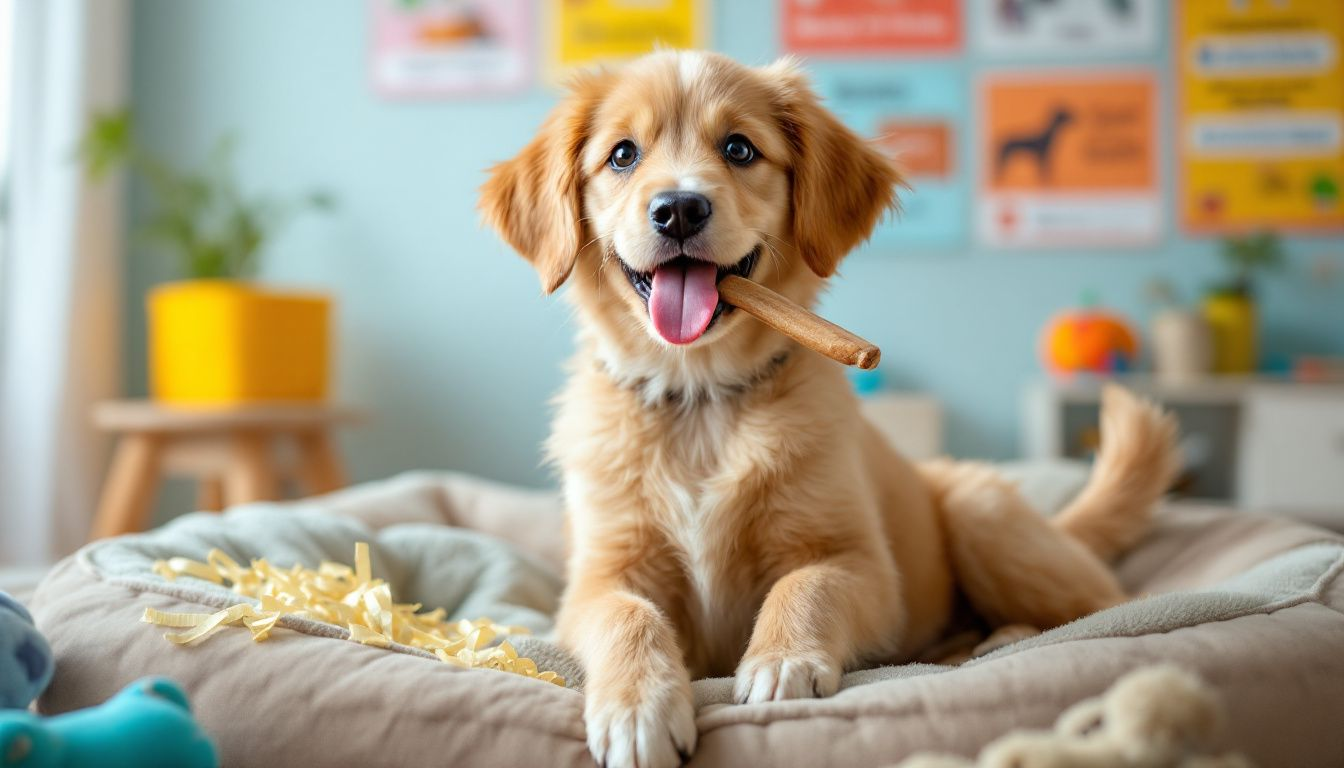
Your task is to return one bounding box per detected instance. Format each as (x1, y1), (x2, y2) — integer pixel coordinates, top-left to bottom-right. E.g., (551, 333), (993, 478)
(897, 665), (1254, 768)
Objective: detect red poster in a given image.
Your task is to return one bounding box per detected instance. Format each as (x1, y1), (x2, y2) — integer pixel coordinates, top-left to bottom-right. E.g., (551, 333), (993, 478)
(781, 0), (961, 55)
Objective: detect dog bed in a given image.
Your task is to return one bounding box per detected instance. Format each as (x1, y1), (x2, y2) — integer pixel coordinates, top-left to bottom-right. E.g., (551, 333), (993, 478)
(30, 469), (1344, 767)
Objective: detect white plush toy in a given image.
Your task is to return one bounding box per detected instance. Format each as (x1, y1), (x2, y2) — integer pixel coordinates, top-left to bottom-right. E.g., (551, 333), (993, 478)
(897, 665), (1255, 768)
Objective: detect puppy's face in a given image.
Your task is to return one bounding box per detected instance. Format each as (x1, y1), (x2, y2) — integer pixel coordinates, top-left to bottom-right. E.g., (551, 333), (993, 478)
(580, 55), (792, 345)
(482, 52), (898, 356)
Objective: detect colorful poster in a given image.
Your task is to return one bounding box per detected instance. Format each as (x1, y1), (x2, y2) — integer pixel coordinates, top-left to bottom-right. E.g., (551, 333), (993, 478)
(978, 72), (1160, 248)
(814, 65), (966, 249)
(973, 0), (1158, 58)
(781, 0), (962, 56)
(548, 0), (707, 79)
(369, 0), (531, 97)
(1177, 0), (1344, 233)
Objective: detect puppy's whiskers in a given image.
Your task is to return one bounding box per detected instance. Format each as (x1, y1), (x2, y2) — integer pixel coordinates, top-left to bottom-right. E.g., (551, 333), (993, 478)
(746, 230), (787, 280)
(592, 235), (620, 302)
(750, 229), (793, 250)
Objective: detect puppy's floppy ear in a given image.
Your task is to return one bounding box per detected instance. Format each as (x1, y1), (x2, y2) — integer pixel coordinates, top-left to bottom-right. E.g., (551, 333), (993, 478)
(480, 72), (608, 293)
(766, 58), (902, 278)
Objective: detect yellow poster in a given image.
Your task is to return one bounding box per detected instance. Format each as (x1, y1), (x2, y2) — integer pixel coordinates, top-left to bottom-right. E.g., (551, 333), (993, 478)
(549, 0), (707, 80)
(1178, 0), (1344, 233)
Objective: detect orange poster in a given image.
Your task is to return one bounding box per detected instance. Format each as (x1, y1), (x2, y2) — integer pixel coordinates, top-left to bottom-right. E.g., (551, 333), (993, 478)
(781, 0), (961, 55)
(979, 72), (1160, 247)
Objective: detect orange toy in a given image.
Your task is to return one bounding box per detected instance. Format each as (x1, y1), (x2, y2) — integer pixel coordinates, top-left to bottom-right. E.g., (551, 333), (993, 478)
(1041, 307), (1139, 374)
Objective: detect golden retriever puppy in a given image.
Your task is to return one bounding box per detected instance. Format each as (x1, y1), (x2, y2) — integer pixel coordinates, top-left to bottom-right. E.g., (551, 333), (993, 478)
(480, 51), (1178, 768)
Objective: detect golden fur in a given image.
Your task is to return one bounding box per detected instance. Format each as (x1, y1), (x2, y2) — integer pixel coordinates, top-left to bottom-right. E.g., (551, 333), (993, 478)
(480, 51), (1179, 768)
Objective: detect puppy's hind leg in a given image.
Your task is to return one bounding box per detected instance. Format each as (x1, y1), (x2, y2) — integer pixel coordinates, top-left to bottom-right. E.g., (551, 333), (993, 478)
(919, 386), (1177, 631)
(920, 459), (1126, 630)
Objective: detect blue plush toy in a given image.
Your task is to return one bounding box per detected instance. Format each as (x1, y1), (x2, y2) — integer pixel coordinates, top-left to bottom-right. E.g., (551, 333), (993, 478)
(0, 677), (218, 768)
(0, 592), (52, 711)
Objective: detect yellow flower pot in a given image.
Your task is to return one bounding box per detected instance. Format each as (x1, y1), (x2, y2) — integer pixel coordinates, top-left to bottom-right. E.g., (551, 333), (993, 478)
(148, 280), (331, 404)
(1202, 293), (1257, 374)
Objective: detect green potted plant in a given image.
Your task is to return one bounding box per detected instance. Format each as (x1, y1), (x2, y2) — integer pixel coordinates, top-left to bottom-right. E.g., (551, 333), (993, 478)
(82, 111), (335, 404)
(1202, 231), (1284, 374)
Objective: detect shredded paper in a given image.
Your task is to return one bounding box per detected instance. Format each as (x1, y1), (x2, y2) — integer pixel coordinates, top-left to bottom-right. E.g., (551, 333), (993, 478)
(142, 542), (565, 687)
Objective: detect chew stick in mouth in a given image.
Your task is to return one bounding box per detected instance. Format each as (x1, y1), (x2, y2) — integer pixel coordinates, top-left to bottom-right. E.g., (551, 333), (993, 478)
(717, 275), (881, 370)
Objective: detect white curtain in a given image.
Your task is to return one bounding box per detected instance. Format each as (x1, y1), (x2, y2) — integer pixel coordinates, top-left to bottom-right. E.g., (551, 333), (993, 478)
(0, 0), (128, 567)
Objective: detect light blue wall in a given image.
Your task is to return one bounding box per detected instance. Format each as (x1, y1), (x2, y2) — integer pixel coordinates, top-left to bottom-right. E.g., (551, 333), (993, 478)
(127, 0), (1344, 491)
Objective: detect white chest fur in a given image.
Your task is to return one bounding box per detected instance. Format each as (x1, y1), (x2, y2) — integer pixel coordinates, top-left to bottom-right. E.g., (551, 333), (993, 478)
(563, 396), (765, 671)
(648, 401), (764, 665)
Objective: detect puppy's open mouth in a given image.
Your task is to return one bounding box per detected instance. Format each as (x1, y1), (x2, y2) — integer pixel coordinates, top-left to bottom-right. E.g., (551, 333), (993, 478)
(620, 247), (760, 345)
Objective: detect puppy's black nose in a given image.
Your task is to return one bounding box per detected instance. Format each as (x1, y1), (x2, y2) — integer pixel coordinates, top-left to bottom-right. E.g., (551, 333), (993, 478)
(649, 191), (712, 240)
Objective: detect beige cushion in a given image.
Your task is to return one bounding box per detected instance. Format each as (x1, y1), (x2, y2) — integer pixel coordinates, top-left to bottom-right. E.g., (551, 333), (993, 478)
(31, 471), (1344, 768)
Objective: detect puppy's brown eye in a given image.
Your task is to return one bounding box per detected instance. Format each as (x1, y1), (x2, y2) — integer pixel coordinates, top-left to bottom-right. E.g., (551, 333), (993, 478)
(723, 135), (756, 166)
(609, 140), (638, 170)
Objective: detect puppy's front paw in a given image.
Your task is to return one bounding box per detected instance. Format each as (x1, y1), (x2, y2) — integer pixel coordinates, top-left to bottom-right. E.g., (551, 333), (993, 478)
(734, 653), (841, 704)
(585, 677), (696, 768)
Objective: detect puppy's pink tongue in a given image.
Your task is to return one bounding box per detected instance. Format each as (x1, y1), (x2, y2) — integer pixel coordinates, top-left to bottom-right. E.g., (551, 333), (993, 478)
(649, 260), (719, 345)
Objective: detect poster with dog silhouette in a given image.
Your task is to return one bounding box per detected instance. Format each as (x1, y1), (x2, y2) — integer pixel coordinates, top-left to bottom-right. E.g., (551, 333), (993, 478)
(974, 0), (1158, 57)
(814, 63), (966, 249)
(781, 0), (962, 55)
(370, 0), (531, 96)
(1177, 0), (1344, 233)
(978, 72), (1159, 247)
(547, 0), (706, 81)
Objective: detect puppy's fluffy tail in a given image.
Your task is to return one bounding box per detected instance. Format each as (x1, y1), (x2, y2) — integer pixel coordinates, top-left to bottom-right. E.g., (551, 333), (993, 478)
(1052, 385), (1180, 562)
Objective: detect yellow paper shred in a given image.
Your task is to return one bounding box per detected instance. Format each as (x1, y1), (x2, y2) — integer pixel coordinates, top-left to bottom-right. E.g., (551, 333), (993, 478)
(142, 543), (565, 687)
(354, 541), (372, 584)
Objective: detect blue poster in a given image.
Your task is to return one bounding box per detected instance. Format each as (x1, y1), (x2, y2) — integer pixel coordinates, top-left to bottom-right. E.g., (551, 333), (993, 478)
(811, 64), (967, 251)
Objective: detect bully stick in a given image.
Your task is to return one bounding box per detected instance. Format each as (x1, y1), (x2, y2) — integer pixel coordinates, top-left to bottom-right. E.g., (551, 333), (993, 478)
(717, 275), (880, 370)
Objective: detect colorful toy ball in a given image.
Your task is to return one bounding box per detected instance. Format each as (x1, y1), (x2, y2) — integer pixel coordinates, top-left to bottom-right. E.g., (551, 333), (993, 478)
(1041, 307), (1139, 375)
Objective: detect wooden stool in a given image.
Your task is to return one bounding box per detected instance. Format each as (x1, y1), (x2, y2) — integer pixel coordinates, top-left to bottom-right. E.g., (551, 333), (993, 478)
(91, 401), (363, 539)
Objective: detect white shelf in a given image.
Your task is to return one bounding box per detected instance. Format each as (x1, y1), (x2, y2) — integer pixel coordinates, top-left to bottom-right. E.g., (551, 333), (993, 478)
(1022, 376), (1344, 526)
